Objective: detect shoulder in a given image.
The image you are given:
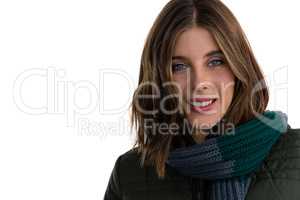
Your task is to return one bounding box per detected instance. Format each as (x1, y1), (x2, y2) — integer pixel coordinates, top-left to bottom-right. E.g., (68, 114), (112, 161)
(115, 147), (185, 183)
(110, 148), (171, 189)
(104, 148), (146, 199)
(263, 126), (300, 178)
(246, 126), (300, 200)
(118, 147), (141, 166)
(105, 148), (191, 199)
(116, 148), (149, 183)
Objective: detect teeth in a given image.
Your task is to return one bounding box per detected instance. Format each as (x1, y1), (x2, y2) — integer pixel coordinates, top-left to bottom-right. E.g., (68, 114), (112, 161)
(191, 100), (213, 107)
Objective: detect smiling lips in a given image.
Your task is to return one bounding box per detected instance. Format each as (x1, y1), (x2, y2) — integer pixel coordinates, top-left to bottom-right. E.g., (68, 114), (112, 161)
(189, 97), (218, 112)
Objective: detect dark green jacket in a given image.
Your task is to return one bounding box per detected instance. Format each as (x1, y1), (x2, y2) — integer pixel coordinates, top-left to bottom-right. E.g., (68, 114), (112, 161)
(104, 127), (300, 200)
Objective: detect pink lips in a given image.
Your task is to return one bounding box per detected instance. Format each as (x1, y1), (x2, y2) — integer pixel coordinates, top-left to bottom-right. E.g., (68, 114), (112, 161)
(189, 98), (217, 112)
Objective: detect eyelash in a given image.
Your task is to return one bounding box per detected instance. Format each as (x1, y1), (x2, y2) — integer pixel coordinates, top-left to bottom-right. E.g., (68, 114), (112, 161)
(172, 59), (225, 72)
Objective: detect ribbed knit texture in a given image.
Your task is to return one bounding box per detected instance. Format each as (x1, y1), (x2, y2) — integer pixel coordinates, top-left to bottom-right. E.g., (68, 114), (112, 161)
(166, 110), (288, 200)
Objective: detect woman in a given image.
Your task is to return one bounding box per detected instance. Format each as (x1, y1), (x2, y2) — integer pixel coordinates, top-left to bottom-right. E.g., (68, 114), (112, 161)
(104, 0), (300, 199)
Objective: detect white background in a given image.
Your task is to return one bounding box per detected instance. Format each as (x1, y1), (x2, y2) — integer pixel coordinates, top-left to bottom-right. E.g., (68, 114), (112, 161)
(0, 0), (299, 199)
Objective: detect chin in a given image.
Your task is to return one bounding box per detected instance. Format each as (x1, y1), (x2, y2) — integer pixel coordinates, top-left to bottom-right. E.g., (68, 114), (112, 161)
(187, 109), (222, 129)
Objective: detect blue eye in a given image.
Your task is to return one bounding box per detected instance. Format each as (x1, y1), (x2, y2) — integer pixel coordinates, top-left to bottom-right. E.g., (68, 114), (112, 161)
(172, 63), (188, 72)
(208, 59), (224, 67)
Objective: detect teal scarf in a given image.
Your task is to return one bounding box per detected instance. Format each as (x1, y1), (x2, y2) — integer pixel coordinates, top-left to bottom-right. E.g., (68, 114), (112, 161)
(166, 110), (288, 200)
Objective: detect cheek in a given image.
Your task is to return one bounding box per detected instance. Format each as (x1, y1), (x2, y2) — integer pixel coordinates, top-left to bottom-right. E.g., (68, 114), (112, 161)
(172, 76), (189, 114)
(217, 71), (235, 109)
(172, 75), (188, 95)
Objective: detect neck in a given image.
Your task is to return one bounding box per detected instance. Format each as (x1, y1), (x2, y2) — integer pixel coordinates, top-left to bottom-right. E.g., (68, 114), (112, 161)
(192, 129), (208, 144)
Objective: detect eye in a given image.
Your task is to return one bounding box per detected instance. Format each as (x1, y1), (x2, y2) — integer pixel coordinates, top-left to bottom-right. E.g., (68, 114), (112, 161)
(172, 63), (188, 72)
(208, 59), (225, 67)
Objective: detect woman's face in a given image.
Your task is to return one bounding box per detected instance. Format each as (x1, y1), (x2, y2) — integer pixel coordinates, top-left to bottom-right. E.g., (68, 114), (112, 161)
(171, 26), (235, 130)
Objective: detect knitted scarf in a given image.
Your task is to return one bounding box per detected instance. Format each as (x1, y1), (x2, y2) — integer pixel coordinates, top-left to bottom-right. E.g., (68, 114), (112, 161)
(166, 110), (288, 200)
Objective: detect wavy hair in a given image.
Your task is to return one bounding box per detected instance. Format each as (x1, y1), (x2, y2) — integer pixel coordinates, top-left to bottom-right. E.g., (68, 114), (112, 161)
(130, 0), (269, 178)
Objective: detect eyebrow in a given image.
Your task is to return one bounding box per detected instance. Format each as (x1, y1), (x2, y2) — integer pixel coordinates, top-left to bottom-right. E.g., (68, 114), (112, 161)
(172, 49), (224, 61)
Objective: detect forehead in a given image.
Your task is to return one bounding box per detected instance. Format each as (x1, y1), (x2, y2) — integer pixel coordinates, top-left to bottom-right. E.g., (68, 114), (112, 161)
(174, 26), (219, 58)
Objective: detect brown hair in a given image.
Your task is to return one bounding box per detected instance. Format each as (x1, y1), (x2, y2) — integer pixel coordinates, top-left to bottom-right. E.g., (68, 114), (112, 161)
(130, 0), (269, 178)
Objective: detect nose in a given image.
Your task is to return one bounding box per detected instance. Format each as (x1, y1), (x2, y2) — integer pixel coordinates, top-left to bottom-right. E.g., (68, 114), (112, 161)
(190, 66), (213, 93)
